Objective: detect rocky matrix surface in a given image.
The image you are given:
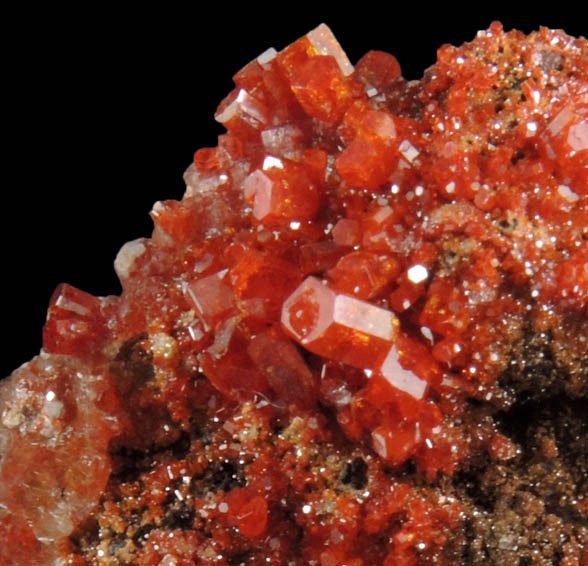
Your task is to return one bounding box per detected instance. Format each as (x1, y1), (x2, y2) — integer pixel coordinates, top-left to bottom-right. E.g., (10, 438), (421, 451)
(1, 21), (587, 566)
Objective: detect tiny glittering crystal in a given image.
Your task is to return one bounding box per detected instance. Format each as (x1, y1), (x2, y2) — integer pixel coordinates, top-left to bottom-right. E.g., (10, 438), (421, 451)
(2, 21), (587, 566)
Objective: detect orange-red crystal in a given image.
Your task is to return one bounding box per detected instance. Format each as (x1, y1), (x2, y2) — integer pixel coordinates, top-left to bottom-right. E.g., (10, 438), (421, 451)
(1, 21), (587, 566)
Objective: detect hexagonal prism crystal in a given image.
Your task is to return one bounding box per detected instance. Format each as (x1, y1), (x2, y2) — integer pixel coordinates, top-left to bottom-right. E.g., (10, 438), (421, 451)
(378, 346), (428, 400)
(281, 276), (398, 368)
(185, 269), (236, 331)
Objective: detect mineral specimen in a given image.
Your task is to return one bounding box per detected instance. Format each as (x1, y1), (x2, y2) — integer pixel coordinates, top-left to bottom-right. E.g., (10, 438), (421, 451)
(1, 21), (588, 566)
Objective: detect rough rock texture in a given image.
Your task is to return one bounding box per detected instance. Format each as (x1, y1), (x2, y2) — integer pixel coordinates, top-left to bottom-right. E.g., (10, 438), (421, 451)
(1, 22), (587, 566)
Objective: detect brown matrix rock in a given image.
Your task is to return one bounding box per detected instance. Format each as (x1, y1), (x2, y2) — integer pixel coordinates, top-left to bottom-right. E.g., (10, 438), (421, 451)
(1, 21), (587, 566)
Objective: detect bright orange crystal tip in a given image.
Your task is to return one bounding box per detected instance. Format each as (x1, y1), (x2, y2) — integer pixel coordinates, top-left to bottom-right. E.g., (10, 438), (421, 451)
(2, 20), (588, 566)
(281, 276), (399, 369)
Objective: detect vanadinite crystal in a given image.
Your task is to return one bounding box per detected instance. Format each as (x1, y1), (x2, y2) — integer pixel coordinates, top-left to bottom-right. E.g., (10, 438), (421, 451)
(2, 22), (588, 566)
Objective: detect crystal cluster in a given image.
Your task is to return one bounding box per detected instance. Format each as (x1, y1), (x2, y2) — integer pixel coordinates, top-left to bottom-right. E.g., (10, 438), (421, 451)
(1, 22), (587, 566)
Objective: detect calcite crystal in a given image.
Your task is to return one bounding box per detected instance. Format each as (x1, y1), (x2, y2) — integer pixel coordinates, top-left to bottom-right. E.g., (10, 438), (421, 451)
(2, 22), (588, 566)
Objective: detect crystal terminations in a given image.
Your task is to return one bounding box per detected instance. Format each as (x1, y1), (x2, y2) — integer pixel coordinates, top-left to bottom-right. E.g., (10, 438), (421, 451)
(1, 22), (587, 566)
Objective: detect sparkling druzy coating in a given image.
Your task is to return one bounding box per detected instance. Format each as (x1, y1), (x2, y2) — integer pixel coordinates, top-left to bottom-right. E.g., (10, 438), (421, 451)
(1, 22), (588, 566)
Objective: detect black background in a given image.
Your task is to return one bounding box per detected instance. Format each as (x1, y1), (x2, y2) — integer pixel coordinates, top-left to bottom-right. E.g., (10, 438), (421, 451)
(3, 8), (585, 377)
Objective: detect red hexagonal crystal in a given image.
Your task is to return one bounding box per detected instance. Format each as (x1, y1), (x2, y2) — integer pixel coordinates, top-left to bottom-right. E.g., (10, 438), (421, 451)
(42, 283), (107, 356)
(2, 21), (588, 566)
(281, 276), (399, 369)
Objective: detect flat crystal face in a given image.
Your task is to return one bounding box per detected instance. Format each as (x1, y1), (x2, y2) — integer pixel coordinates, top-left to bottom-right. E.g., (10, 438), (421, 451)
(2, 20), (588, 566)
